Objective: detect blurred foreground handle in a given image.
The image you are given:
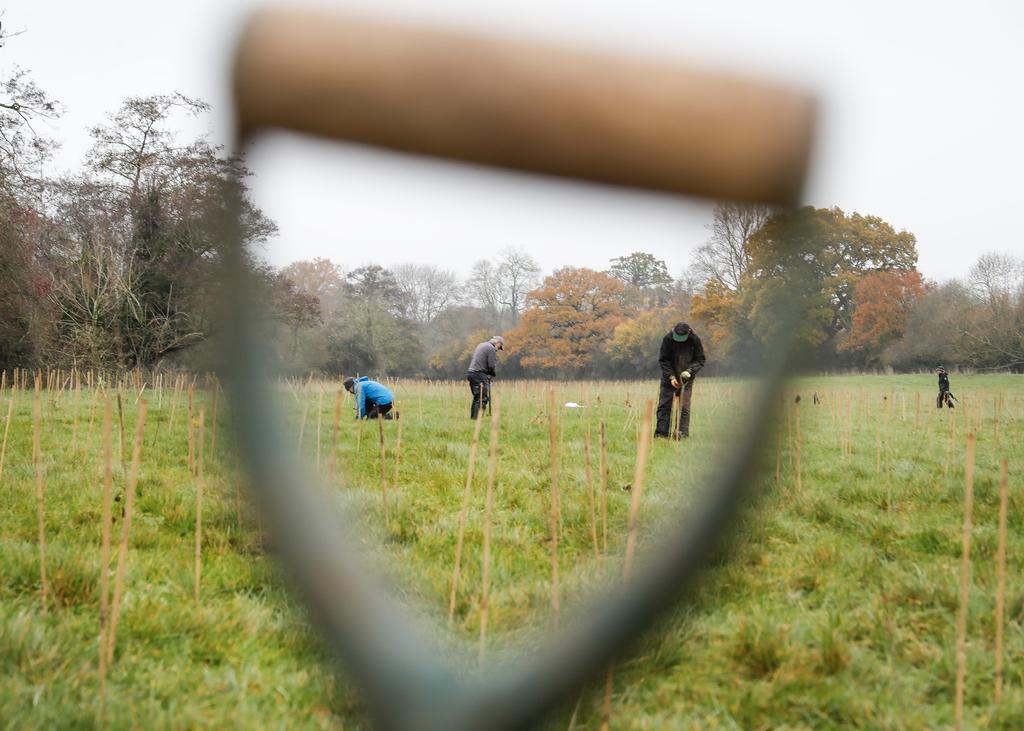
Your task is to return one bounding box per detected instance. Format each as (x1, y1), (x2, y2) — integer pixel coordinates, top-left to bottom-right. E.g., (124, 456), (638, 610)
(233, 9), (814, 204)
(227, 9), (817, 730)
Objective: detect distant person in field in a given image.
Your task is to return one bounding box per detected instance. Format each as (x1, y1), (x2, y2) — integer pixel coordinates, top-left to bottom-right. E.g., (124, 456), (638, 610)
(466, 335), (504, 419)
(656, 322), (706, 439)
(343, 376), (395, 419)
(936, 366), (955, 409)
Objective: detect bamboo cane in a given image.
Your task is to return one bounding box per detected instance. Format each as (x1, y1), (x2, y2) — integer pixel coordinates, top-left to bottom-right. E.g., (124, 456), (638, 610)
(195, 403), (205, 602)
(327, 388), (342, 481)
(623, 401), (654, 581)
(547, 388), (561, 627)
(584, 428), (600, 560)
(795, 403), (802, 493)
(392, 401), (403, 489)
(954, 432), (976, 731)
(601, 400), (654, 731)
(168, 375), (181, 433)
(297, 398), (311, 456)
(33, 377), (49, 614)
(315, 385), (323, 470)
(210, 380), (219, 456)
(599, 418), (609, 557)
(994, 458), (1009, 703)
(991, 396), (1001, 468)
(84, 383), (99, 454)
(0, 383), (14, 483)
(187, 386), (195, 475)
(106, 400), (148, 665)
(377, 411), (389, 525)
(70, 377), (80, 454)
(884, 397), (893, 510)
(786, 400), (793, 467)
(478, 396), (500, 667)
(97, 401), (114, 696)
(116, 391), (127, 474)
(448, 386), (487, 624)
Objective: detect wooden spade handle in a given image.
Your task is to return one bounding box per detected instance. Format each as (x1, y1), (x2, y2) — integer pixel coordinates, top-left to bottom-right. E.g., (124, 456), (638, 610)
(233, 9), (815, 204)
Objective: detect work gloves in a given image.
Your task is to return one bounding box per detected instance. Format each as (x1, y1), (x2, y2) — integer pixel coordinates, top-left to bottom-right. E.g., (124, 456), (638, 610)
(680, 370), (692, 381)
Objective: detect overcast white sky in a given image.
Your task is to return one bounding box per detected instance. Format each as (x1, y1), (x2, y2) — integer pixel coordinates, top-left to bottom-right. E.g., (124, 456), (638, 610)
(3, 0), (1023, 281)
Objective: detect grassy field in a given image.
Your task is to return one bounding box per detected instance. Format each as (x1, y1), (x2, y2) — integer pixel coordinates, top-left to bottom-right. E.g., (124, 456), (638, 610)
(0, 372), (1021, 729)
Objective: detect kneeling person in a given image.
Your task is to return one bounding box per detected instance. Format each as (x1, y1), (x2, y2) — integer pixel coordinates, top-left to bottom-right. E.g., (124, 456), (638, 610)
(344, 376), (394, 419)
(656, 322), (706, 439)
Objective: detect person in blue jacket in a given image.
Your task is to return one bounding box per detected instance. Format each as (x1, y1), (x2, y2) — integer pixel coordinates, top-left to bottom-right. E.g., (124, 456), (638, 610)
(343, 376), (395, 419)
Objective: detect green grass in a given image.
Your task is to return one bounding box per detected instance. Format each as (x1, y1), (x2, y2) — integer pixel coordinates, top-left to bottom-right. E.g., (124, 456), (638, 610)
(1, 374), (1022, 729)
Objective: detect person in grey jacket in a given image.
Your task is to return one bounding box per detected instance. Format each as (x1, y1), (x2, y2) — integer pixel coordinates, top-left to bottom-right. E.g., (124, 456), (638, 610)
(467, 335), (503, 419)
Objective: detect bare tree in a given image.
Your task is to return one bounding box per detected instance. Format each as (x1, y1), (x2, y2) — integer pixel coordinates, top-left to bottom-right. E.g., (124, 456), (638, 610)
(692, 202), (774, 290)
(468, 259), (501, 314)
(467, 248), (541, 322)
(392, 263), (461, 323)
(967, 252), (1024, 309)
(495, 247), (541, 321)
(85, 93), (209, 205)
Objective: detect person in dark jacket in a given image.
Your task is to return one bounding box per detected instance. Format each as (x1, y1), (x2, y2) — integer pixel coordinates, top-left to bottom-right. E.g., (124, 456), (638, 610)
(656, 322), (706, 439)
(936, 367), (954, 409)
(343, 376), (395, 419)
(466, 336), (503, 419)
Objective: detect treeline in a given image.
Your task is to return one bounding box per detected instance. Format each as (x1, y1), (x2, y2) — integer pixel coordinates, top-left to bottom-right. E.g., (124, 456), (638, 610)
(689, 205), (1024, 372)
(270, 207), (1023, 377)
(1, 55), (1021, 375)
(0, 82), (312, 372)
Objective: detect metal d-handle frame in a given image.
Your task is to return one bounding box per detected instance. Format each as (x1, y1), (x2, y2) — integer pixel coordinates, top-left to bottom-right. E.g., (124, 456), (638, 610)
(223, 9), (816, 730)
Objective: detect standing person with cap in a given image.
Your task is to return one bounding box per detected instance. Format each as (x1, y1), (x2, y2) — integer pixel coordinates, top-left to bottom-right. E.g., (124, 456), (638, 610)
(656, 322), (706, 439)
(343, 376), (395, 419)
(466, 335), (503, 419)
(935, 366), (955, 409)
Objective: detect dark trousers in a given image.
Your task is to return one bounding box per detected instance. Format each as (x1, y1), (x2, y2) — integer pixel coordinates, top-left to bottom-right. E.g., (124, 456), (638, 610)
(656, 378), (693, 437)
(937, 390), (954, 409)
(366, 402), (393, 419)
(467, 371), (491, 420)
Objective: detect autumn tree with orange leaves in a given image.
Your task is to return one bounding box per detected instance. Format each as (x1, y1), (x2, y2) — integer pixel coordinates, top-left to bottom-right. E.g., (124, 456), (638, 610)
(508, 267), (626, 375)
(839, 270), (929, 360)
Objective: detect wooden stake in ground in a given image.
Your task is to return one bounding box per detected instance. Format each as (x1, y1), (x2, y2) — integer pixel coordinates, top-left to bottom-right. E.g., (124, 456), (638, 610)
(33, 377), (49, 614)
(187, 385), (195, 476)
(599, 418), (609, 557)
(0, 383), (14, 484)
(623, 401), (654, 581)
(97, 401), (114, 696)
(478, 396), (500, 667)
(583, 428), (600, 560)
(944, 407), (955, 478)
(991, 395), (1001, 468)
(795, 403), (802, 493)
(195, 403), (205, 602)
(106, 399), (147, 665)
(327, 389), (342, 481)
(376, 412), (389, 524)
(600, 400), (655, 731)
(116, 391), (127, 474)
(547, 388), (562, 627)
(448, 389), (486, 625)
(168, 375), (181, 433)
(209, 380), (219, 457)
(296, 397), (311, 457)
(954, 432), (976, 731)
(392, 401), (403, 489)
(315, 385), (323, 470)
(994, 458), (1009, 703)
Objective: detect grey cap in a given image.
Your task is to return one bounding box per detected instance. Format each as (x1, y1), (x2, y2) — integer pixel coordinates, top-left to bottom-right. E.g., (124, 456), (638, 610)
(490, 335), (505, 350)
